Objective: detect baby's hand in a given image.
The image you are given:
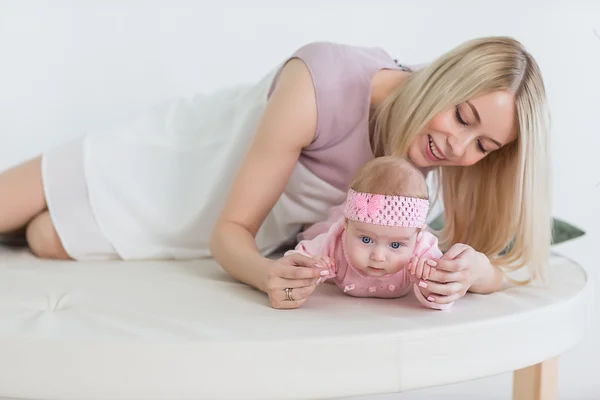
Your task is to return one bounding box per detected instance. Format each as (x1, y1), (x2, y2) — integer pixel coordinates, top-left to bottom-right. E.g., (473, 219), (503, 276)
(409, 256), (437, 280)
(312, 254), (335, 271)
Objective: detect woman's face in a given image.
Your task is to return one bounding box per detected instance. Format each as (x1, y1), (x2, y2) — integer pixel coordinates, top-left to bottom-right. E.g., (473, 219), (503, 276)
(408, 90), (518, 168)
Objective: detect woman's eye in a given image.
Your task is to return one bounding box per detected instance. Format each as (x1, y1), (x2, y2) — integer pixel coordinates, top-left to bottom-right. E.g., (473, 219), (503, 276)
(477, 140), (488, 154)
(455, 105), (468, 126)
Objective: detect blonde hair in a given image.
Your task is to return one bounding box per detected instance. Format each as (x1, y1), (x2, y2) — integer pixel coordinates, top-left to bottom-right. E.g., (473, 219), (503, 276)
(350, 156), (429, 199)
(372, 37), (551, 284)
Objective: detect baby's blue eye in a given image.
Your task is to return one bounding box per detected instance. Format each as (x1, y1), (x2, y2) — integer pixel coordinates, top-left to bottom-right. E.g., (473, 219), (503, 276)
(361, 237), (372, 244)
(390, 242), (402, 249)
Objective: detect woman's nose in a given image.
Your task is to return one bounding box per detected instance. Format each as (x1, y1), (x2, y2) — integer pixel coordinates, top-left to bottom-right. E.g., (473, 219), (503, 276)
(447, 133), (471, 158)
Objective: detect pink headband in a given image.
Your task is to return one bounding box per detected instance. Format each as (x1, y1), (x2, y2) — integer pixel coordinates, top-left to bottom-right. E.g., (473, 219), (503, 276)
(344, 189), (429, 228)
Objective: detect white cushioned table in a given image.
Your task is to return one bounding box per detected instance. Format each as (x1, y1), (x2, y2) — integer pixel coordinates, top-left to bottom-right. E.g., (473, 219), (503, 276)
(0, 246), (593, 400)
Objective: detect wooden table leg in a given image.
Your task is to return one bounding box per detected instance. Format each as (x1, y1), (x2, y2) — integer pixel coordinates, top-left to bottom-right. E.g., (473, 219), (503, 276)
(513, 357), (559, 400)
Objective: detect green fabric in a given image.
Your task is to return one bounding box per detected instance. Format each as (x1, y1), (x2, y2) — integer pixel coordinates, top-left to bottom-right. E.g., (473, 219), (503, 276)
(428, 214), (585, 245)
(551, 217), (586, 244)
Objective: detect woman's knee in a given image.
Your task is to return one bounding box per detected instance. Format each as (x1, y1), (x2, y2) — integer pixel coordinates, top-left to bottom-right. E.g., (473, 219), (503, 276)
(0, 155), (47, 233)
(26, 211), (71, 260)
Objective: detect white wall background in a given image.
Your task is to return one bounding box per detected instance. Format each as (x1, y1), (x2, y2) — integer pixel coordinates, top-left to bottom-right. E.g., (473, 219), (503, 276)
(0, 1), (598, 399)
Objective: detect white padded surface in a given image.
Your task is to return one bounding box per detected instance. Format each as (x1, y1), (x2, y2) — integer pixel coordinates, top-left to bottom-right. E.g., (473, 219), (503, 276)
(0, 246), (593, 400)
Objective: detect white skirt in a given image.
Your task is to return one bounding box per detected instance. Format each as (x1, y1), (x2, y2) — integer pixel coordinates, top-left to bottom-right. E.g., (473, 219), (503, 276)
(42, 137), (119, 260)
(40, 66), (347, 261)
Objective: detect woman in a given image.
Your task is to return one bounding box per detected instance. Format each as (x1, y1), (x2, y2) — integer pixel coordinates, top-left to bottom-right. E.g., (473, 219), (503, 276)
(210, 37), (551, 309)
(0, 37), (551, 309)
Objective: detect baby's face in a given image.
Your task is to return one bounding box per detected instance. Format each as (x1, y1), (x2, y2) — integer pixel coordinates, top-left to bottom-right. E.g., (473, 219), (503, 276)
(344, 220), (417, 277)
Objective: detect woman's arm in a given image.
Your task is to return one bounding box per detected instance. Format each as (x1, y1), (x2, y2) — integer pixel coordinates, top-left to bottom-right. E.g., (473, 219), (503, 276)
(468, 258), (504, 294)
(210, 58), (320, 293)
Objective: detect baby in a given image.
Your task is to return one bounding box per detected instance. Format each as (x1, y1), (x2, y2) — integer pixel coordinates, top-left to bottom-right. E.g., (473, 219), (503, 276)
(285, 156), (452, 310)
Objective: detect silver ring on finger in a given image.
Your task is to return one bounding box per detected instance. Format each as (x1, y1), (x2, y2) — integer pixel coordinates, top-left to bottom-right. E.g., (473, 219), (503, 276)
(284, 287), (294, 301)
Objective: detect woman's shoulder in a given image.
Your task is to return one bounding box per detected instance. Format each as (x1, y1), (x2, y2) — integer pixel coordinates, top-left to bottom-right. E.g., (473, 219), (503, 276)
(271, 42), (399, 92)
(271, 42), (400, 147)
(289, 41), (399, 72)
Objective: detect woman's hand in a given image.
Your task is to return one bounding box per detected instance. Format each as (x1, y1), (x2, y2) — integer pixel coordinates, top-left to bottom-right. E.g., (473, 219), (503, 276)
(264, 253), (329, 309)
(415, 243), (494, 304)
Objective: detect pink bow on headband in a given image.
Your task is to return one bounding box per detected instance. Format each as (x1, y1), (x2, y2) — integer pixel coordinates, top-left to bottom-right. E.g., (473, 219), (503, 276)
(355, 194), (384, 220)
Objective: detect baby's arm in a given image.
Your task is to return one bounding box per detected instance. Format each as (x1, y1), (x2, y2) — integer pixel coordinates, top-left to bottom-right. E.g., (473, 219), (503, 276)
(284, 226), (339, 283)
(409, 231), (454, 311)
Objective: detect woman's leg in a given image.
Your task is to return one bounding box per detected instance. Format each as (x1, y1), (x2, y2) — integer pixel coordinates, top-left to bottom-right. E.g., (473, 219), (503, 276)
(26, 210), (70, 259)
(0, 156), (46, 232)
(0, 156), (70, 259)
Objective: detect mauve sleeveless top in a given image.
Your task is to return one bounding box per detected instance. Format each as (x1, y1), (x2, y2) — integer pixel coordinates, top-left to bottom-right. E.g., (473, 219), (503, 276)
(268, 42), (405, 192)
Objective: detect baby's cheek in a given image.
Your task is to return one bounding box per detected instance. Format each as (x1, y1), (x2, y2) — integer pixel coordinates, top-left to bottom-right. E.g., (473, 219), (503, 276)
(395, 251), (413, 269)
(346, 245), (366, 267)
